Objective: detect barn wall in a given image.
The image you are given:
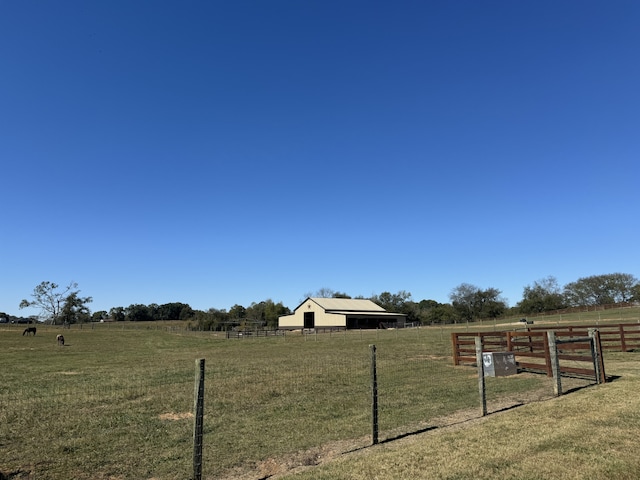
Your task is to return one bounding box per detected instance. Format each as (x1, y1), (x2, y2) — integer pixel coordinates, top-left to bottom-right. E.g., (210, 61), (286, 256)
(278, 314), (299, 328)
(278, 298), (347, 329)
(315, 312), (346, 328)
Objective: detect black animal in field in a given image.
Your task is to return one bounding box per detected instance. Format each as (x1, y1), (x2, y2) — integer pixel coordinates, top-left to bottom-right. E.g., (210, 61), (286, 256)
(23, 327), (37, 336)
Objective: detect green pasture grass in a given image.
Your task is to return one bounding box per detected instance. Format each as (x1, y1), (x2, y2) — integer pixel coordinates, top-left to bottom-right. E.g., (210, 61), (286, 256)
(500, 305), (640, 327)
(281, 351), (640, 480)
(0, 322), (606, 479)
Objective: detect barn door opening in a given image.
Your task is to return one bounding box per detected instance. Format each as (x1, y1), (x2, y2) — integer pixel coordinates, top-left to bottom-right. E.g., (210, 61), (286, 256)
(304, 312), (315, 329)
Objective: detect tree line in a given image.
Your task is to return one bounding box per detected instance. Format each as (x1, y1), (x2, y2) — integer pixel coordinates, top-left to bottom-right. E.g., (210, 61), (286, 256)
(14, 273), (640, 329)
(390, 273), (639, 324)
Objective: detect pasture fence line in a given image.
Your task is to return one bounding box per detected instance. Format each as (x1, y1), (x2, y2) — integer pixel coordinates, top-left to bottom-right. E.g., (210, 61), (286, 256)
(527, 323), (640, 352)
(453, 322), (640, 366)
(453, 325), (614, 382)
(546, 329), (606, 395)
(1, 326), (604, 480)
(200, 339), (587, 478)
(524, 301), (640, 318)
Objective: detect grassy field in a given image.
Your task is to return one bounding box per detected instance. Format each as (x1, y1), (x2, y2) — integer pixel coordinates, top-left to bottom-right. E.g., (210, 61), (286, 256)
(1, 309), (638, 479)
(455, 304), (640, 330)
(280, 350), (640, 480)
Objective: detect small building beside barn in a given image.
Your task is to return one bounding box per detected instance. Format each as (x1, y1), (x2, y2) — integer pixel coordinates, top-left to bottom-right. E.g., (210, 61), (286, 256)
(278, 297), (407, 330)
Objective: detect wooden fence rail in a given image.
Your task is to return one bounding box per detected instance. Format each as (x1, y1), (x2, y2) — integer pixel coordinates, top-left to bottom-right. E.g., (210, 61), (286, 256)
(452, 323), (634, 381)
(453, 331), (553, 375)
(527, 323), (640, 352)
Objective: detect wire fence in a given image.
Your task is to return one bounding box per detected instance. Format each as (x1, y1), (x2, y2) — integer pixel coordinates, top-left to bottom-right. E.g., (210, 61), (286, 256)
(0, 324), (598, 480)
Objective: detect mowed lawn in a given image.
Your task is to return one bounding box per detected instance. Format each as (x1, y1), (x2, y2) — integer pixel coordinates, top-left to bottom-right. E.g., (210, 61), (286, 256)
(1, 321), (638, 479)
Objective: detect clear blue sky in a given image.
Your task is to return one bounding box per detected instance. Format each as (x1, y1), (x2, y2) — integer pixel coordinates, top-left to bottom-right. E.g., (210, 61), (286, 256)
(2, 1), (639, 317)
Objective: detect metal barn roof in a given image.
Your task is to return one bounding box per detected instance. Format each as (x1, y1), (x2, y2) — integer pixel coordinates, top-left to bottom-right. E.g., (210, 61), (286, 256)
(307, 297), (386, 312)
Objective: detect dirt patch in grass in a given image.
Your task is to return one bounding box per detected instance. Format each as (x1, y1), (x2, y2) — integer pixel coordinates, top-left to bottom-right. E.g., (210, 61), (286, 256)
(216, 382), (572, 480)
(218, 437), (370, 480)
(409, 354), (449, 361)
(158, 412), (193, 421)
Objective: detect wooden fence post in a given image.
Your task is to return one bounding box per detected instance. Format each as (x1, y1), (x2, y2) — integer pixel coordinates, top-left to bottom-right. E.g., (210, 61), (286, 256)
(619, 324), (627, 352)
(547, 331), (561, 396)
(451, 333), (459, 365)
(370, 344), (379, 445)
(475, 336), (487, 416)
(193, 358), (205, 480)
(543, 332), (552, 377)
(588, 329), (601, 384)
(589, 329), (606, 383)
(596, 329), (606, 383)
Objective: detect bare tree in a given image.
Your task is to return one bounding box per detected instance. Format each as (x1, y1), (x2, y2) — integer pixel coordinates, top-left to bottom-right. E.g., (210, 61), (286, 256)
(303, 288), (351, 299)
(20, 281), (92, 324)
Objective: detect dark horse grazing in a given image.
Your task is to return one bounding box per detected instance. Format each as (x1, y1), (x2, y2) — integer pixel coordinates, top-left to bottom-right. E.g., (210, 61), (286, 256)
(23, 327), (36, 336)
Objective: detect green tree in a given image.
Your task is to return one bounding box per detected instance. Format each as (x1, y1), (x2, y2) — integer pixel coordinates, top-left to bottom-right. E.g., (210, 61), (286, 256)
(125, 304), (152, 322)
(563, 273), (639, 306)
(147, 303), (160, 320)
(370, 291), (412, 313)
(228, 304), (247, 320)
(449, 283), (478, 322)
(154, 302), (194, 320)
(19, 281), (92, 325)
(92, 311), (109, 322)
(109, 306), (125, 322)
(245, 299), (291, 329)
(415, 300), (457, 324)
(477, 288), (507, 319)
(263, 300), (290, 328)
(449, 283), (506, 321)
(191, 308), (229, 331)
(517, 276), (566, 314)
(178, 304), (195, 320)
(59, 292), (93, 324)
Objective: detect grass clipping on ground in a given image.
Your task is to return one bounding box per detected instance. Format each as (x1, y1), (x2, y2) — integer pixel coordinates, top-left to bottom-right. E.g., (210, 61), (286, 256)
(279, 357), (640, 480)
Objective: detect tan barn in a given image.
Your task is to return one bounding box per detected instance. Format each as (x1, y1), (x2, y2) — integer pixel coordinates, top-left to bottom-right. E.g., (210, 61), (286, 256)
(278, 297), (407, 330)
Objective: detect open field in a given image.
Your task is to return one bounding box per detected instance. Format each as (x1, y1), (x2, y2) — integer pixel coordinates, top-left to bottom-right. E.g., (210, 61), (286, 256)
(456, 303), (640, 331)
(280, 350), (640, 480)
(1, 308), (638, 479)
